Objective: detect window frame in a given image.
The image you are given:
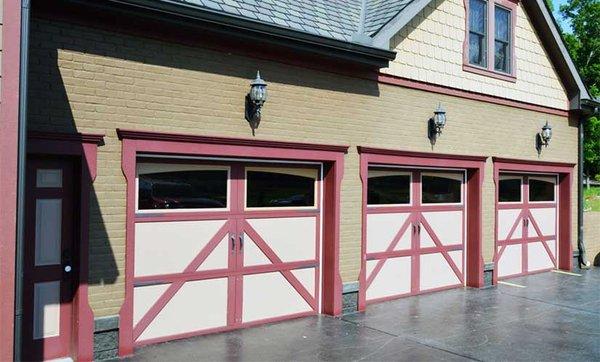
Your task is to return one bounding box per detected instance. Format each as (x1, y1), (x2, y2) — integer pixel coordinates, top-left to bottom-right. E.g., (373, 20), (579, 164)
(244, 165), (320, 211)
(420, 171), (465, 206)
(497, 175), (523, 204)
(366, 167), (413, 207)
(463, 0), (517, 82)
(528, 175), (557, 203)
(135, 161), (231, 214)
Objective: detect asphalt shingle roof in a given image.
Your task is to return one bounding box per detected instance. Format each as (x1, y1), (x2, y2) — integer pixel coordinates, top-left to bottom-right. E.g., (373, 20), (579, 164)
(364, 0), (414, 35)
(171, 0), (416, 44)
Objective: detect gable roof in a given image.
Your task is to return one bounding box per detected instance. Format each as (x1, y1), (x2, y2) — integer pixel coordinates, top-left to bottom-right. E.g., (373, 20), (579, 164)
(170, 0), (418, 43)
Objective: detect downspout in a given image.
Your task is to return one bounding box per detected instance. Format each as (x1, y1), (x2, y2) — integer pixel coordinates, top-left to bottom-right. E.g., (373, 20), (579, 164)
(14, 0), (31, 359)
(578, 116), (590, 268)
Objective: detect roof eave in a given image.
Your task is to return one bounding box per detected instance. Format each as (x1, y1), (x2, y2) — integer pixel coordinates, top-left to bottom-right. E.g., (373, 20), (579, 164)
(68, 0), (396, 68)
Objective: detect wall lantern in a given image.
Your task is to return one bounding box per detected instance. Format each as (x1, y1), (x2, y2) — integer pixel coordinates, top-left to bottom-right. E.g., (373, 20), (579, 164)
(536, 121), (553, 154)
(245, 71), (268, 135)
(428, 103), (447, 144)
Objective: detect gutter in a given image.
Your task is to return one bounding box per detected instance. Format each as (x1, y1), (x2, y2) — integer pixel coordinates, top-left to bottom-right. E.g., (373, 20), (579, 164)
(67, 0), (396, 68)
(578, 99), (600, 268)
(14, 0), (31, 359)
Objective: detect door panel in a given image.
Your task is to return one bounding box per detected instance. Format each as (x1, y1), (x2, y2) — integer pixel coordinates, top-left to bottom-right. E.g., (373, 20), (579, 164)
(364, 168), (466, 304)
(23, 158), (76, 361)
(131, 160), (321, 346)
(496, 174), (557, 278)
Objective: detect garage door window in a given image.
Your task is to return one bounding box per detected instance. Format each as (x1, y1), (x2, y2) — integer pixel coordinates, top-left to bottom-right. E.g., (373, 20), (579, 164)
(137, 163), (229, 211)
(422, 172), (463, 204)
(367, 169), (411, 205)
(498, 176), (522, 202)
(529, 177), (555, 202)
(246, 167), (317, 208)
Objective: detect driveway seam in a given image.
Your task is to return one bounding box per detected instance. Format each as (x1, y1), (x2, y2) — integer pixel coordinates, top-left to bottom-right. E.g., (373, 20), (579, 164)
(342, 318), (481, 361)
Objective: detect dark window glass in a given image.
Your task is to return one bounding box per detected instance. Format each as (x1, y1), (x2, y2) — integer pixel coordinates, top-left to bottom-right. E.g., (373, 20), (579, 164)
(498, 178), (521, 202)
(367, 172), (411, 205)
(247, 171), (315, 208)
(138, 169), (228, 210)
(469, 0), (487, 67)
(494, 6), (511, 72)
(422, 174), (462, 204)
(529, 179), (555, 202)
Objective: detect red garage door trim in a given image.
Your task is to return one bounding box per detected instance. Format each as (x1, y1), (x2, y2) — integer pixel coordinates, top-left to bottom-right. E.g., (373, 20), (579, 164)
(117, 129), (347, 357)
(357, 147), (487, 311)
(492, 157), (575, 285)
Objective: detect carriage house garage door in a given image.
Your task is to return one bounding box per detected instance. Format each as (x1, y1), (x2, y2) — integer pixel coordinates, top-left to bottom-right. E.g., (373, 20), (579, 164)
(131, 158), (322, 345)
(496, 174), (558, 279)
(362, 167), (467, 304)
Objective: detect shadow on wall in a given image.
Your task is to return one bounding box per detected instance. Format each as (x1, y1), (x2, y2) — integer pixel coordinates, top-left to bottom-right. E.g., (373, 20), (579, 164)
(26, 0), (384, 357)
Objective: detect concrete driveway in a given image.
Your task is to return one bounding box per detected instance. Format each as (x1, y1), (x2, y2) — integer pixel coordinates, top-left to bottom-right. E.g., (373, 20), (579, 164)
(128, 268), (600, 361)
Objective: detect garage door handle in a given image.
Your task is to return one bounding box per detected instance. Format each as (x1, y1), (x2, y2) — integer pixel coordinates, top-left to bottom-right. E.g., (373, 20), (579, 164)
(231, 235), (236, 252)
(239, 234), (244, 250)
(417, 224), (421, 234)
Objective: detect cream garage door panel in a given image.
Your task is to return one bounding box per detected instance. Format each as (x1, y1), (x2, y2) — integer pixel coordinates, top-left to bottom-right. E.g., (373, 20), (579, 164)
(530, 208), (556, 236)
(422, 211), (462, 246)
(138, 278), (228, 342)
(243, 233), (271, 267)
(196, 235), (228, 271)
(134, 220), (227, 277)
(498, 244), (522, 277)
(133, 284), (170, 326)
(528, 242), (555, 272)
(419, 253), (460, 291)
(449, 250), (463, 272)
(247, 217), (316, 262)
(242, 272), (312, 323)
(290, 268), (316, 299)
(367, 213), (411, 253)
(366, 257), (411, 300)
(498, 209), (522, 240)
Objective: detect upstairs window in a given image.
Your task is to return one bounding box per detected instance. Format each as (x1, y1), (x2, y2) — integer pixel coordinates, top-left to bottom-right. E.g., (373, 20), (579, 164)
(466, 0), (516, 80)
(469, 0), (488, 67)
(494, 6), (511, 72)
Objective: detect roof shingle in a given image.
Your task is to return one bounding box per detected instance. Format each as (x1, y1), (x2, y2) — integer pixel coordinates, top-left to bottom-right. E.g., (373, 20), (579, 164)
(169, 0), (415, 44)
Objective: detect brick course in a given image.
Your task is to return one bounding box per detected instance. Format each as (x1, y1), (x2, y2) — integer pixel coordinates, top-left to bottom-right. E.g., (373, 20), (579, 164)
(28, 18), (578, 317)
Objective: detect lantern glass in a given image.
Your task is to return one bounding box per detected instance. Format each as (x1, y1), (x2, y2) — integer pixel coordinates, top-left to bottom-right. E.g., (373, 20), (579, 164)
(542, 123), (552, 142)
(435, 112), (446, 128)
(250, 84), (267, 103)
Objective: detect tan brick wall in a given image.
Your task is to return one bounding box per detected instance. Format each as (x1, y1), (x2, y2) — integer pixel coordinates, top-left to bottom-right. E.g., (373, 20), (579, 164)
(28, 18), (578, 317)
(384, 0), (568, 110)
(584, 212), (600, 264)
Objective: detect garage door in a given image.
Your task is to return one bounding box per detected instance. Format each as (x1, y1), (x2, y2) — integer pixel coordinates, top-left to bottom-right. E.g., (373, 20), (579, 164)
(131, 159), (321, 345)
(496, 174), (557, 279)
(363, 168), (466, 304)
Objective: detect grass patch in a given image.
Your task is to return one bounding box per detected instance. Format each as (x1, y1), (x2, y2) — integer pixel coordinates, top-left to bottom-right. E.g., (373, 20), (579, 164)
(584, 186), (600, 212)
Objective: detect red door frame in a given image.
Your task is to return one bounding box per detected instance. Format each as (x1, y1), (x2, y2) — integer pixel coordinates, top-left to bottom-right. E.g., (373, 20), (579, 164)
(492, 157), (575, 285)
(26, 131), (104, 361)
(117, 129), (348, 357)
(357, 147), (487, 311)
